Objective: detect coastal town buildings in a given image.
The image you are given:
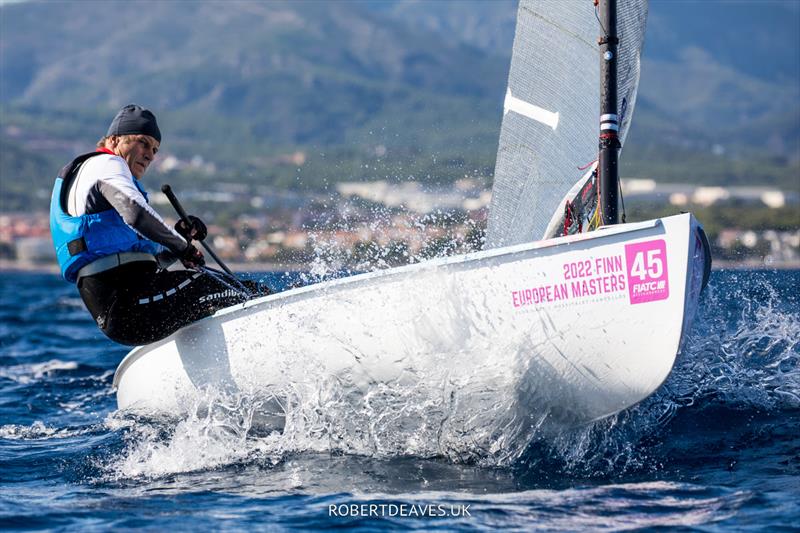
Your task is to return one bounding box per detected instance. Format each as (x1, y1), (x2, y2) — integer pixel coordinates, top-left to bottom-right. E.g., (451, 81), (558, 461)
(2, 180), (797, 271)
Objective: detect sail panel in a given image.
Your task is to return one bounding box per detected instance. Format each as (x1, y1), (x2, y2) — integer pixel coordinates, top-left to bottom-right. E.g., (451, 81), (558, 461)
(485, 0), (647, 248)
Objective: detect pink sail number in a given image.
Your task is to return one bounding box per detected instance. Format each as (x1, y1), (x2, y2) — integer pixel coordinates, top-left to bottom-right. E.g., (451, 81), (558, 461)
(625, 239), (669, 304)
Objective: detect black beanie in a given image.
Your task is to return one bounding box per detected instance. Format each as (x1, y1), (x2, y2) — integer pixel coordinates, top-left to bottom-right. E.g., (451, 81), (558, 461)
(106, 104), (161, 143)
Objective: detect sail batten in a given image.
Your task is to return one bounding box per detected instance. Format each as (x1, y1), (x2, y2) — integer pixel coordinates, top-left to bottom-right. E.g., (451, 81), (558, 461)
(485, 0), (647, 248)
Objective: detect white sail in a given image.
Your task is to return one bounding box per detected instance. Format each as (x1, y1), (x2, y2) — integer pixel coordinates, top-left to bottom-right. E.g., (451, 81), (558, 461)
(485, 0), (647, 247)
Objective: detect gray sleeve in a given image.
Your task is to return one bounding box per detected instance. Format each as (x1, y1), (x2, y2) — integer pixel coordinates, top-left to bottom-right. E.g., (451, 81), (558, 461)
(97, 180), (189, 254)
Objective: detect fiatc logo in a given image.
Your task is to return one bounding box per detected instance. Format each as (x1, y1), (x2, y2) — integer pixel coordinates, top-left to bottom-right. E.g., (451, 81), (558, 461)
(625, 239), (669, 304)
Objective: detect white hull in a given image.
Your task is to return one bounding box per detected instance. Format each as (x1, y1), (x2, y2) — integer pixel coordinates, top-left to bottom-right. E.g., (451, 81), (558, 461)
(114, 214), (709, 430)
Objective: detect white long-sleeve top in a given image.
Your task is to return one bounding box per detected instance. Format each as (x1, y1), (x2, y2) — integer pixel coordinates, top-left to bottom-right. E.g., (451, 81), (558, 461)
(66, 152), (188, 254)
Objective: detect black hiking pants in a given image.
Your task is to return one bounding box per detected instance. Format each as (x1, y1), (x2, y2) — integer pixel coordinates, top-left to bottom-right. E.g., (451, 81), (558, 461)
(77, 261), (252, 346)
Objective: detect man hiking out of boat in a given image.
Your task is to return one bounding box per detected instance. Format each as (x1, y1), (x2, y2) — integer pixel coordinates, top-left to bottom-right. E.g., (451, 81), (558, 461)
(50, 104), (256, 345)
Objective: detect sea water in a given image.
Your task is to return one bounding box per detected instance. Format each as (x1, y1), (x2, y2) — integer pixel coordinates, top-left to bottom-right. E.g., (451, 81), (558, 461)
(0, 270), (797, 530)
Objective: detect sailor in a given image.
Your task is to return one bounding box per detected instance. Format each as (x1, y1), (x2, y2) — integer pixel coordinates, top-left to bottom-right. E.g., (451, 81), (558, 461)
(50, 104), (251, 345)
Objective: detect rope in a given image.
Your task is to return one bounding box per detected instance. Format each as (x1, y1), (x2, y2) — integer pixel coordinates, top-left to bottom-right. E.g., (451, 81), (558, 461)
(594, 1), (607, 35)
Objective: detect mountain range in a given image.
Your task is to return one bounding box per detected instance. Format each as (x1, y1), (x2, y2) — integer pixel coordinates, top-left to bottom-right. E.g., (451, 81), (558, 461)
(1, 0), (798, 211)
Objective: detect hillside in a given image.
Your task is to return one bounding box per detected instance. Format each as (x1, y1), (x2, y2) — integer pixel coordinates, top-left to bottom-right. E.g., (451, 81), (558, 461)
(1, 0), (798, 212)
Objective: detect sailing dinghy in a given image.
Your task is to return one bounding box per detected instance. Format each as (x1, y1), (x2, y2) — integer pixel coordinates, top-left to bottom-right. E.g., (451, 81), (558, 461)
(114, 0), (710, 431)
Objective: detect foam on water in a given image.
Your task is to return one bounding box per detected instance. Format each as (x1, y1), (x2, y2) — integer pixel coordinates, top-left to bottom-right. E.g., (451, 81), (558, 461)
(0, 420), (101, 441)
(104, 365), (522, 479)
(0, 421), (63, 440)
(0, 359), (79, 384)
(104, 394), (285, 479)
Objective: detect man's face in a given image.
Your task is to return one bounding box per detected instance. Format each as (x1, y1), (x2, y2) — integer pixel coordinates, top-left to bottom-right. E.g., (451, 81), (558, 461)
(112, 135), (160, 179)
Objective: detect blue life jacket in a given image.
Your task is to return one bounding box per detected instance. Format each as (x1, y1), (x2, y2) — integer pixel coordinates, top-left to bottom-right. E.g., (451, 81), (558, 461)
(50, 151), (162, 283)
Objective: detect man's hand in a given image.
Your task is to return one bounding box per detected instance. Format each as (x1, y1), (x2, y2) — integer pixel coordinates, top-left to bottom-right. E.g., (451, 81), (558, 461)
(175, 215), (208, 242)
(179, 243), (205, 268)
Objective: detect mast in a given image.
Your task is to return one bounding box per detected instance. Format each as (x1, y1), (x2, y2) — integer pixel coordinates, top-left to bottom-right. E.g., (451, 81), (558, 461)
(598, 0), (619, 225)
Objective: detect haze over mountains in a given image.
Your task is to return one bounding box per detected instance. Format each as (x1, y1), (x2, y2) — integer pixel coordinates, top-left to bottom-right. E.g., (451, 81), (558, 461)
(1, 0), (798, 210)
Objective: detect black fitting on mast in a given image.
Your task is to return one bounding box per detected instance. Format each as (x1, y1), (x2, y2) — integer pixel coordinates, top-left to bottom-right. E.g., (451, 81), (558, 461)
(598, 0), (619, 226)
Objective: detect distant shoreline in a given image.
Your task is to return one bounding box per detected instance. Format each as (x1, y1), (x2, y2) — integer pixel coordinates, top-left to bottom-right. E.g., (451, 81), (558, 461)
(2, 258), (798, 275)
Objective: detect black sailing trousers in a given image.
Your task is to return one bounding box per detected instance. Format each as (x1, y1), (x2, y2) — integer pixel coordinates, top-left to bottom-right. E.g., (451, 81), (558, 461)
(77, 261), (249, 346)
